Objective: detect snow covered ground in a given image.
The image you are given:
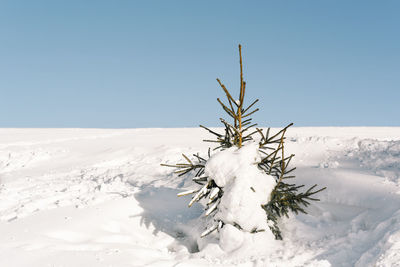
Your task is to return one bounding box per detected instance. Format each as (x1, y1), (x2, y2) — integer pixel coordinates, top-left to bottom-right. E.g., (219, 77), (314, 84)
(0, 127), (399, 267)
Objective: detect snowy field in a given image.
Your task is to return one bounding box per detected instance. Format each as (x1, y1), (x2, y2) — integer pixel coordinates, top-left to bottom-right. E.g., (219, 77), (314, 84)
(0, 127), (399, 267)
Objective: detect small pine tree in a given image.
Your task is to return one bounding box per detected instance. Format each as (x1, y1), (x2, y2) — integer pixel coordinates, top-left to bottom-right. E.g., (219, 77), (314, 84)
(162, 45), (326, 240)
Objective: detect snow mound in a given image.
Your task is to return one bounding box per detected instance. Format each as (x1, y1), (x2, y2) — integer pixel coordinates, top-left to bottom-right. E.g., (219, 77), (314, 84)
(205, 142), (275, 234)
(204, 142), (276, 251)
(354, 139), (400, 184)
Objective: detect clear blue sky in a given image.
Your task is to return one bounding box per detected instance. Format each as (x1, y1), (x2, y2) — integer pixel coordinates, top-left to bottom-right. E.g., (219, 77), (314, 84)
(1, 1), (399, 128)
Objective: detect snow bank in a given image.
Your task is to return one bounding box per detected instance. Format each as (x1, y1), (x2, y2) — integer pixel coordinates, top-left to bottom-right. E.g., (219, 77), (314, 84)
(354, 139), (400, 185)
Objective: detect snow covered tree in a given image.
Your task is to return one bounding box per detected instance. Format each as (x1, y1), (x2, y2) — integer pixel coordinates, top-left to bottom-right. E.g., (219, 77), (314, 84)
(162, 45), (326, 241)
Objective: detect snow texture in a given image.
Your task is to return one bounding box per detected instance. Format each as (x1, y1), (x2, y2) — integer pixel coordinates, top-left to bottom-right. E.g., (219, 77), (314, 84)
(0, 127), (399, 266)
(205, 142), (276, 235)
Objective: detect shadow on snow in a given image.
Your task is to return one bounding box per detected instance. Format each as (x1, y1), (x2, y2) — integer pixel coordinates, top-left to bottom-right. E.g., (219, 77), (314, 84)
(134, 186), (203, 253)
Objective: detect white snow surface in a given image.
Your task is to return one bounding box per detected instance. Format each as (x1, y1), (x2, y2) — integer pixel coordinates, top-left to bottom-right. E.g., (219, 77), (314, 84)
(205, 142), (276, 235)
(0, 127), (400, 266)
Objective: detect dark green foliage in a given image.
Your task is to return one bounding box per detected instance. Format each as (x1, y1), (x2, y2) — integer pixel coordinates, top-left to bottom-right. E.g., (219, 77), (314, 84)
(256, 124), (326, 239)
(262, 184), (326, 240)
